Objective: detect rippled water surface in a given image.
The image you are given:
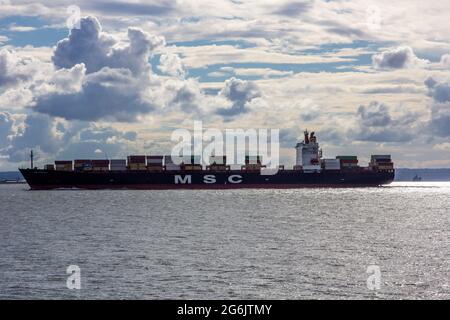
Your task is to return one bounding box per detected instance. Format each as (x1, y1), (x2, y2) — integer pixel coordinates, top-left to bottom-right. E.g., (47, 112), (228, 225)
(0, 182), (449, 299)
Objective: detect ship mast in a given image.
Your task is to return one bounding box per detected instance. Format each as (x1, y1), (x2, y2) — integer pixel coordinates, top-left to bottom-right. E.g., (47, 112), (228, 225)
(30, 150), (34, 169)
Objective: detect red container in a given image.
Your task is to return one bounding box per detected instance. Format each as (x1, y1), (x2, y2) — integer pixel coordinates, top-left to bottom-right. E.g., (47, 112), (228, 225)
(92, 160), (110, 168)
(74, 159), (92, 164)
(55, 160), (72, 165)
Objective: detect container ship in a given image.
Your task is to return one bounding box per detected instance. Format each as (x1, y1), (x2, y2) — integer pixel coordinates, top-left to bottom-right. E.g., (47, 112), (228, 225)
(20, 131), (395, 190)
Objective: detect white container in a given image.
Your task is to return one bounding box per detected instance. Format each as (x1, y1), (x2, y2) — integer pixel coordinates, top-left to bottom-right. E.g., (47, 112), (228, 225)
(323, 159), (340, 170)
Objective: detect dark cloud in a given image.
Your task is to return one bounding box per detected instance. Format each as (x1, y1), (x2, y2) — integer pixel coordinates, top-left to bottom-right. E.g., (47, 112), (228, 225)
(217, 77), (261, 117)
(426, 78), (450, 137)
(372, 46), (424, 69)
(350, 101), (416, 142)
(34, 66), (155, 122)
(429, 83), (450, 103)
(279, 128), (301, 148)
(52, 17), (115, 74)
(86, 1), (174, 17)
(272, 1), (312, 17)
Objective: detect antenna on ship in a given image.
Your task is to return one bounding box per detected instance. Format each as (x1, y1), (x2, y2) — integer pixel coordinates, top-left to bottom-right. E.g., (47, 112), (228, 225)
(30, 150), (34, 169)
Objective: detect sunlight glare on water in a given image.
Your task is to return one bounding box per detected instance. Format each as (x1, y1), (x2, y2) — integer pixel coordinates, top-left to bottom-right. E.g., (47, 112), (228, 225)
(0, 182), (449, 299)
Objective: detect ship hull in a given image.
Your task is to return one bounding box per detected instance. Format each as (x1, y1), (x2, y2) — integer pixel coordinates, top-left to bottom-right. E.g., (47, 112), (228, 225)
(19, 169), (395, 190)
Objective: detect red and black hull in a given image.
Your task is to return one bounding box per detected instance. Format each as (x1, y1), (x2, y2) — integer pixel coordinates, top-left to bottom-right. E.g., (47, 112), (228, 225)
(19, 169), (395, 190)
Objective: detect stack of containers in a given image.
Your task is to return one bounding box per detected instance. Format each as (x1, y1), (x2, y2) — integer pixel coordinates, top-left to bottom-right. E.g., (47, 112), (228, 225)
(370, 155), (393, 170)
(210, 156), (226, 165)
(55, 160), (73, 171)
(245, 155), (262, 165)
(44, 164), (55, 171)
(146, 156), (164, 171)
(74, 160), (92, 171)
(243, 155), (263, 171)
(322, 159), (341, 170)
(207, 156), (229, 171)
(183, 155), (202, 171)
(336, 156), (358, 169)
(127, 155), (146, 170)
(92, 159), (110, 171)
(110, 159), (127, 171)
(164, 155), (181, 171)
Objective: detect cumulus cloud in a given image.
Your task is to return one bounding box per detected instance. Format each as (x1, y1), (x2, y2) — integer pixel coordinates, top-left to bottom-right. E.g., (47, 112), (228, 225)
(0, 112), (14, 148)
(425, 77), (450, 104)
(349, 101), (417, 142)
(0, 49), (43, 88)
(6, 113), (64, 162)
(158, 53), (186, 78)
(217, 77), (262, 116)
(53, 125), (138, 160)
(0, 112), (139, 163)
(33, 66), (156, 122)
(426, 77), (450, 137)
(372, 46), (427, 69)
(53, 16), (164, 75)
(30, 17), (172, 122)
(440, 54), (450, 68)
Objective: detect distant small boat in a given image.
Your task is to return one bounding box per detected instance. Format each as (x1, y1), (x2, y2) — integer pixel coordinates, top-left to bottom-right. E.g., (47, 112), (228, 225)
(412, 174), (422, 182)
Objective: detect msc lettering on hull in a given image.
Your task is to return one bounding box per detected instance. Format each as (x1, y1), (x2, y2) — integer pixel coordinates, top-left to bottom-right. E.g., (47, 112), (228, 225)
(174, 175), (243, 184)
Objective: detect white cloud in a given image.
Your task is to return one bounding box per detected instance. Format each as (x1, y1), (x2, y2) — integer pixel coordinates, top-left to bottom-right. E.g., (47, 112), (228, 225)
(158, 53), (186, 78)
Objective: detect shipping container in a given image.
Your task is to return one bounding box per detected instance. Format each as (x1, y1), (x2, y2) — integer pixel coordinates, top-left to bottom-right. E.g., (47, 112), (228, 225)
(55, 160), (73, 165)
(164, 155), (174, 164)
(340, 159), (358, 163)
(55, 160), (72, 171)
(146, 155), (164, 165)
(92, 160), (110, 168)
(165, 163), (181, 171)
(44, 164), (55, 171)
(127, 155), (146, 164)
(245, 155), (262, 164)
(111, 159), (127, 165)
(210, 156), (227, 165)
(371, 155), (391, 160)
(336, 156), (358, 160)
(92, 167), (109, 171)
(55, 164), (72, 171)
(323, 159), (341, 170)
(110, 166), (126, 171)
(183, 164), (202, 171)
(74, 159), (92, 164)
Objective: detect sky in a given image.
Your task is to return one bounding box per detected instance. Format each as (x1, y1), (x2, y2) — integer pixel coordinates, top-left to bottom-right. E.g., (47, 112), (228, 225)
(0, 0), (450, 170)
